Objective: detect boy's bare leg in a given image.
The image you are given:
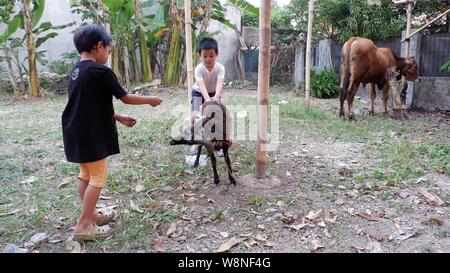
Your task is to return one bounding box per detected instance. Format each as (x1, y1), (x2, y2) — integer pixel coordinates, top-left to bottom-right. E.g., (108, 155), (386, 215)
(77, 179), (102, 223)
(75, 184), (102, 233)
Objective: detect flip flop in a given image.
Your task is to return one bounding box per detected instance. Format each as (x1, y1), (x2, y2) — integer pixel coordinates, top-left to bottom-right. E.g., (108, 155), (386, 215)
(95, 209), (117, 226)
(73, 224), (112, 241)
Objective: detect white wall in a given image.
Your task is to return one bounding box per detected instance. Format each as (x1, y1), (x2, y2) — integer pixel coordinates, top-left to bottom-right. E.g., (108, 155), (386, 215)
(38, 0), (82, 71)
(207, 5), (241, 80)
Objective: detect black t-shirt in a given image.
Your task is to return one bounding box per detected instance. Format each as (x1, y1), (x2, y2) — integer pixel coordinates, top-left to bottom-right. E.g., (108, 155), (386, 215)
(62, 60), (127, 163)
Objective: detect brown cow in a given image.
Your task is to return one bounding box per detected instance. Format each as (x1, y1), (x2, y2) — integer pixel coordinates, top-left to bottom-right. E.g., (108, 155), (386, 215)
(338, 37), (419, 119)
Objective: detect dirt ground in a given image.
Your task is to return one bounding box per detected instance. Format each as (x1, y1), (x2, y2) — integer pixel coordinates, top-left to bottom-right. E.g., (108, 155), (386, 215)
(0, 86), (449, 253)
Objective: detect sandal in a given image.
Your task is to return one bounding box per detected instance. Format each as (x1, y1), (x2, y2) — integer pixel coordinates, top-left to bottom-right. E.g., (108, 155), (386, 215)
(95, 209), (117, 226)
(73, 224), (112, 241)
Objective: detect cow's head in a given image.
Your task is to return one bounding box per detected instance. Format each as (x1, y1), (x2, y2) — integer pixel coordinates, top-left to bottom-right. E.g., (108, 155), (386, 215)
(401, 56), (419, 82)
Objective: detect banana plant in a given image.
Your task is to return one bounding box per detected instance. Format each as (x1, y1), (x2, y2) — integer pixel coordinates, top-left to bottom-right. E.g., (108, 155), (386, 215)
(0, 0), (46, 96)
(134, 0), (153, 82)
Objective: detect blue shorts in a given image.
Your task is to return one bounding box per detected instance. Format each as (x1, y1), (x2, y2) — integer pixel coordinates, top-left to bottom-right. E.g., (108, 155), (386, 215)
(191, 90), (216, 112)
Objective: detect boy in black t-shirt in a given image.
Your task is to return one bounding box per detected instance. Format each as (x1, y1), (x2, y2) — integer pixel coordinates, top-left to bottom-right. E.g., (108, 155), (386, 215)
(62, 24), (162, 241)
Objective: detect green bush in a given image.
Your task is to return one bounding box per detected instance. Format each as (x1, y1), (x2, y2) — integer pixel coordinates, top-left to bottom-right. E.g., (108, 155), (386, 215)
(48, 51), (79, 75)
(311, 68), (340, 98)
(440, 59), (450, 72)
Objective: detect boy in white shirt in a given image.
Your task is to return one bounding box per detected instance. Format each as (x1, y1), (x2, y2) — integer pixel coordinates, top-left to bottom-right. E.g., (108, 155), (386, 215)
(189, 37), (226, 156)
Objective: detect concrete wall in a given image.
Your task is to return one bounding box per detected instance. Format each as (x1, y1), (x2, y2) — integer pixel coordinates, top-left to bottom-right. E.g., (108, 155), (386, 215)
(294, 44), (305, 84)
(206, 5), (241, 81)
(3, 0), (240, 79)
(412, 77), (450, 111)
(38, 0), (82, 71)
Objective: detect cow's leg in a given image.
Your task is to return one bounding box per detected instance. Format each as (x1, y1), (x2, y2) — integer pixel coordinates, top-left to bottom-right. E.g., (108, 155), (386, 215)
(222, 147), (236, 186)
(368, 83), (376, 116)
(339, 73), (350, 117)
(347, 79), (360, 120)
(381, 83), (389, 114)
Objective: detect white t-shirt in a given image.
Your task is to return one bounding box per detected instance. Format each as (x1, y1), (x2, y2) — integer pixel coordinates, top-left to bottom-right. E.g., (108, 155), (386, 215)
(192, 62), (225, 93)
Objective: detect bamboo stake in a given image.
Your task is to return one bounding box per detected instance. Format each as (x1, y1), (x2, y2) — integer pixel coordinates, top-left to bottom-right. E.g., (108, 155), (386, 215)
(255, 0), (271, 179)
(304, 0), (316, 108)
(185, 0), (194, 112)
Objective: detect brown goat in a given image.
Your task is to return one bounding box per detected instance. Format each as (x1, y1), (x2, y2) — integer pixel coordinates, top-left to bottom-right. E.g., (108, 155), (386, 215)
(169, 101), (236, 185)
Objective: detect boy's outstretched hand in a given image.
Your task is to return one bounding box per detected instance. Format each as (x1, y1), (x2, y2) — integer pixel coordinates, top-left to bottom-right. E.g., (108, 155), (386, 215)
(114, 114), (137, 127)
(149, 96), (162, 107)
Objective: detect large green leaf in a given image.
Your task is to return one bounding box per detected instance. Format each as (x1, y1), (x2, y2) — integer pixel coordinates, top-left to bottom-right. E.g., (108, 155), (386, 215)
(31, 0), (46, 27)
(226, 0), (259, 16)
(0, 15), (22, 43)
(103, 0), (125, 12)
(35, 32), (58, 48)
(141, 0), (159, 8)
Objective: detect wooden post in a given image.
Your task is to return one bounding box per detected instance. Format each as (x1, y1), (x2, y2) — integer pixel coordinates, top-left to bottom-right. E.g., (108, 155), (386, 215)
(304, 0), (316, 108)
(256, 0), (271, 179)
(393, 0), (414, 56)
(402, 9), (450, 42)
(185, 0), (194, 112)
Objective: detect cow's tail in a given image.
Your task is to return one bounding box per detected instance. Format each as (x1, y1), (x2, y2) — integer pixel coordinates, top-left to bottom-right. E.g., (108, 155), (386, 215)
(339, 40), (353, 102)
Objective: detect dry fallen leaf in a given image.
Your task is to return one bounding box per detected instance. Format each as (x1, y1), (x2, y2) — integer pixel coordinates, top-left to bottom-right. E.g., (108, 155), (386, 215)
(0, 208), (22, 217)
(421, 217), (444, 226)
(350, 245), (365, 253)
(135, 184), (145, 193)
(216, 237), (239, 253)
(324, 228), (332, 238)
(66, 241), (83, 253)
(281, 213), (297, 224)
(356, 211), (377, 221)
(306, 210), (322, 221)
(418, 188), (444, 206)
(130, 200), (145, 214)
(318, 221), (326, 228)
(366, 240), (383, 253)
(311, 239), (324, 250)
(363, 226), (384, 241)
(166, 223), (177, 237)
(286, 223), (306, 231)
(207, 198), (215, 203)
(57, 178), (71, 189)
(195, 234), (208, 240)
(253, 234), (268, 242)
(154, 239), (165, 253)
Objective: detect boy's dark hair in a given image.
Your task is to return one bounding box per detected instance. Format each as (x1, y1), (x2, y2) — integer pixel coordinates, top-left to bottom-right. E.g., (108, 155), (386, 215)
(197, 37), (218, 54)
(73, 24), (113, 54)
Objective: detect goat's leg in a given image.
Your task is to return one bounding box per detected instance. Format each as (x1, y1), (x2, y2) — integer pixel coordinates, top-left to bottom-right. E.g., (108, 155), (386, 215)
(194, 145), (202, 167)
(223, 147), (236, 186)
(209, 153), (220, 185)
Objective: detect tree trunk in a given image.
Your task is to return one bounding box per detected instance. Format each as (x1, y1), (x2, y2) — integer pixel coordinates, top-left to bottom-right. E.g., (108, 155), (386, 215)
(3, 50), (19, 96)
(255, 0), (271, 179)
(113, 46), (120, 77)
(128, 38), (139, 82)
(134, 0), (153, 82)
(13, 52), (27, 94)
(22, 0), (40, 97)
(122, 44), (130, 90)
(164, 21), (182, 85)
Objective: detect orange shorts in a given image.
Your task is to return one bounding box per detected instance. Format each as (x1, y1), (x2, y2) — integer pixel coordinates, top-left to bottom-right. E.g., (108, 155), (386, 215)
(78, 158), (108, 188)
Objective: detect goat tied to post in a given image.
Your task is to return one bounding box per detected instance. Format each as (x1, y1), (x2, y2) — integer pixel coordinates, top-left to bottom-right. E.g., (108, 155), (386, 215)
(169, 101), (236, 185)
